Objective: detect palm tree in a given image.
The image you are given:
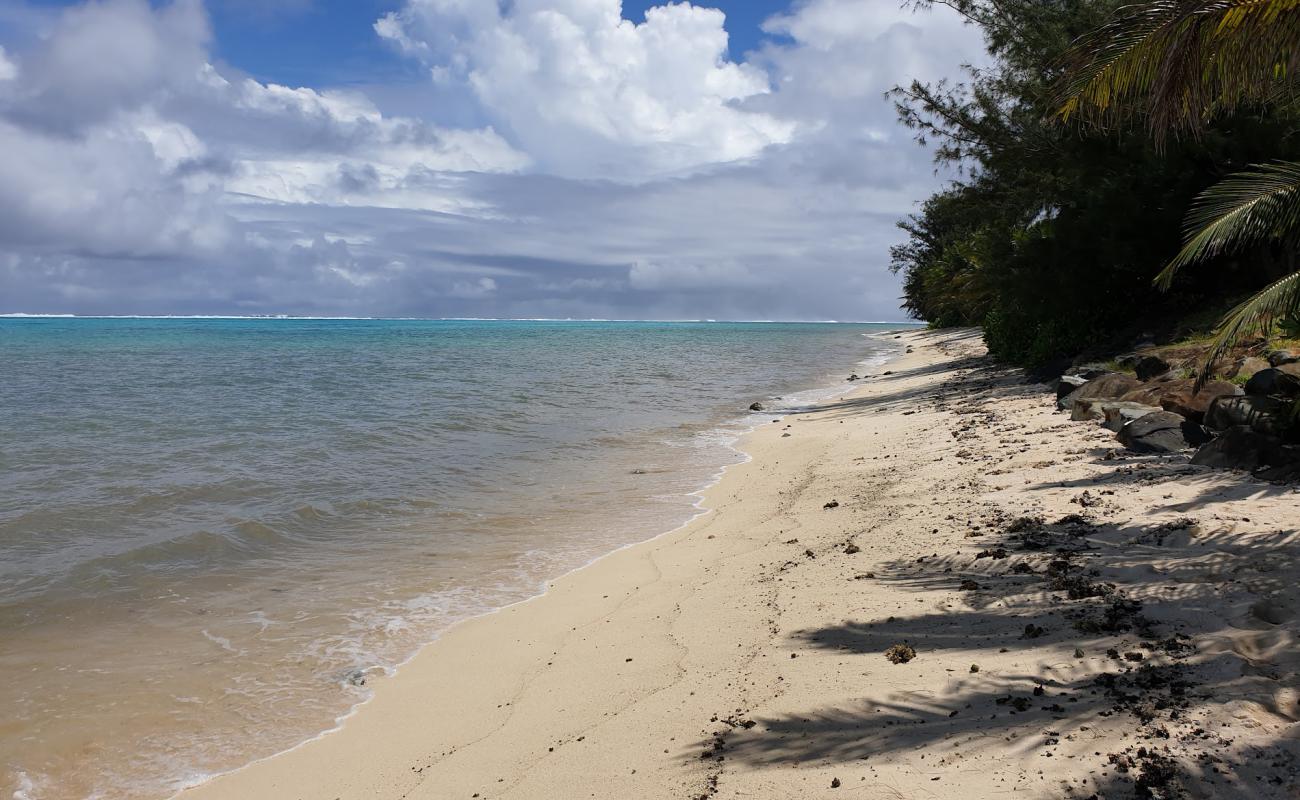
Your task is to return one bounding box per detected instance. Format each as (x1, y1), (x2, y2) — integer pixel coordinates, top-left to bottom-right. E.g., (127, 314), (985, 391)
(1055, 0), (1300, 379)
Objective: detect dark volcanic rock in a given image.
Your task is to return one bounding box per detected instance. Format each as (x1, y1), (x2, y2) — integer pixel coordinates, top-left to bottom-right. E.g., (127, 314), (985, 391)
(1119, 379), (1241, 424)
(1193, 428), (1300, 479)
(1204, 395), (1287, 435)
(1060, 373), (1141, 411)
(749, 402), (765, 412)
(1066, 363), (1112, 381)
(1116, 411), (1211, 453)
(1134, 355), (1172, 381)
(1268, 349), (1300, 367)
(1101, 402), (1162, 432)
(1055, 374), (1089, 402)
(1245, 368), (1300, 398)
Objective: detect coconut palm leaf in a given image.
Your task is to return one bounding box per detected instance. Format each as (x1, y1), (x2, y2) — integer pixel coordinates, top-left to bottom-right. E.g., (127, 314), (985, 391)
(1056, 0), (1300, 138)
(1153, 162), (1300, 383)
(1156, 161), (1300, 288)
(1199, 269), (1300, 382)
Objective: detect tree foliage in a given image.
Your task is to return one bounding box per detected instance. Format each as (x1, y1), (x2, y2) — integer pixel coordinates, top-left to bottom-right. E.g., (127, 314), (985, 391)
(890, 0), (1300, 367)
(1056, 0), (1300, 140)
(1055, 0), (1300, 383)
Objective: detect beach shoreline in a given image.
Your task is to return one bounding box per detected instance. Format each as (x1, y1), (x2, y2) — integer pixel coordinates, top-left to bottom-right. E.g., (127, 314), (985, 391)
(180, 328), (1300, 800)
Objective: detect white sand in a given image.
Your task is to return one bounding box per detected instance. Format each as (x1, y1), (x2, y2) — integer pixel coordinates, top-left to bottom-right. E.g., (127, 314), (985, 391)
(182, 328), (1300, 800)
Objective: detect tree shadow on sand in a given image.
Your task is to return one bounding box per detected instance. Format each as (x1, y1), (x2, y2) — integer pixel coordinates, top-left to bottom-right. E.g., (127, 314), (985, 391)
(697, 514), (1300, 797)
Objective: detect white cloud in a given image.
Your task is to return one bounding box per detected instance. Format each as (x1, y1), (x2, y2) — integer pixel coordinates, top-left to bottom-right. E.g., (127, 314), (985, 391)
(376, 0), (796, 180)
(2, 0), (209, 132)
(0, 0), (988, 320)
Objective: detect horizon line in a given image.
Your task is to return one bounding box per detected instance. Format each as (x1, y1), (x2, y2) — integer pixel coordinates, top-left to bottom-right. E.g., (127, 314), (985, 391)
(0, 313), (924, 325)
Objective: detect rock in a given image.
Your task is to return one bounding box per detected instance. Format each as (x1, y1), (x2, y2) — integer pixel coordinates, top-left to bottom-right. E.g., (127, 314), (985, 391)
(1268, 349), (1299, 366)
(1116, 411), (1211, 453)
(1190, 426), (1285, 471)
(1134, 355), (1172, 381)
(1157, 380), (1243, 423)
(1257, 446), (1300, 481)
(748, 402), (765, 411)
(1073, 398), (1160, 426)
(1055, 374), (1089, 402)
(1101, 402), (1163, 432)
(1118, 378), (1242, 423)
(1245, 368), (1300, 398)
(1204, 395), (1288, 434)
(1027, 357), (1074, 385)
(1059, 373), (1141, 411)
(1234, 356), (1272, 380)
(1065, 363), (1112, 381)
(1069, 397), (1107, 421)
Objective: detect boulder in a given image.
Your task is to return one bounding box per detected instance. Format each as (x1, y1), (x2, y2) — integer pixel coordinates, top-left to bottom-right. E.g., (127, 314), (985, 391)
(1191, 426), (1286, 471)
(1116, 411), (1211, 453)
(1268, 349), (1299, 367)
(1204, 394), (1288, 434)
(1245, 368), (1300, 398)
(1234, 356), (1272, 380)
(1118, 379), (1242, 423)
(1055, 374), (1090, 402)
(1070, 397), (1106, 421)
(1134, 355), (1172, 381)
(1101, 402), (1163, 433)
(1060, 373), (1141, 411)
(1028, 357), (1076, 385)
(1257, 445), (1300, 481)
(1156, 380), (1243, 423)
(748, 402), (765, 411)
(1065, 363), (1112, 381)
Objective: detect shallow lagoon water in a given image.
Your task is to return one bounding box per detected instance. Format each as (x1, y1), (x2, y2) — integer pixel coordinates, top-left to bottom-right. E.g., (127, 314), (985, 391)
(0, 318), (904, 799)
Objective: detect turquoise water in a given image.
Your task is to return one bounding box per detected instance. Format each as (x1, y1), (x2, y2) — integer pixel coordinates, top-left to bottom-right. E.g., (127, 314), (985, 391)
(0, 318), (904, 799)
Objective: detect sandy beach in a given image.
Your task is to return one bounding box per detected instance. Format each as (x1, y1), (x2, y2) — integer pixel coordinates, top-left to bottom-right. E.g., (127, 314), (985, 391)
(182, 328), (1300, 800)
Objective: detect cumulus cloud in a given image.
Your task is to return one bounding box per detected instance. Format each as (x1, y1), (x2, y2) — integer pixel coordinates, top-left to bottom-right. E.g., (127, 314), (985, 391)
(0, 0), (209, 134)
(0, 0), (528, 259)
(375, 0), (796, 179)
(0, 0), (988, 319)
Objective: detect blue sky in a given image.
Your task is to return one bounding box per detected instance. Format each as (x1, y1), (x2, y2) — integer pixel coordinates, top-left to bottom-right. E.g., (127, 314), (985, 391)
(0, 0), (985, 319)
(203, 0), (797, 87)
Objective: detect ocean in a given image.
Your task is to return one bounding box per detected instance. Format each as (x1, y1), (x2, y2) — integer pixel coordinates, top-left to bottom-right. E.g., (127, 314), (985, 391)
(0, 317), (906, 799)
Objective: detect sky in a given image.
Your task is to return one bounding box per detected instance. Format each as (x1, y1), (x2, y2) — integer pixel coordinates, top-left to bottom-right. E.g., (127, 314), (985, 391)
(0, 0), (987, 320)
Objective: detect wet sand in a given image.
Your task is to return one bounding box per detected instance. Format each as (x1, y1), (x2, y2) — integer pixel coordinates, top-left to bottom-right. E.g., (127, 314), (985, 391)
(182, 328), (1300, 799)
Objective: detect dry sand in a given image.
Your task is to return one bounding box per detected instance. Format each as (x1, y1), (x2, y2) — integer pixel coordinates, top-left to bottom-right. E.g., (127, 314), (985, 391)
(182, 328), (1300, 800)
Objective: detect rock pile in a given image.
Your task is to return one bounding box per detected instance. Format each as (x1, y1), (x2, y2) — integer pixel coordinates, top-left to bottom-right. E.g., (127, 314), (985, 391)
(1055, 356), (1300, 479)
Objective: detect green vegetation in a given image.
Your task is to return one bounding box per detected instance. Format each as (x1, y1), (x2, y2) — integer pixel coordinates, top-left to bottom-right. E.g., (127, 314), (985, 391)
(890, 0), (1300, 369)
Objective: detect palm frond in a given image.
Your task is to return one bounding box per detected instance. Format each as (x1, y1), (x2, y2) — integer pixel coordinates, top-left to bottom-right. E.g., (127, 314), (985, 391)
(1157, 161), (1300, 288)
(1056, 0), (1300, 138)
(1198, 268), (1300, 386)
